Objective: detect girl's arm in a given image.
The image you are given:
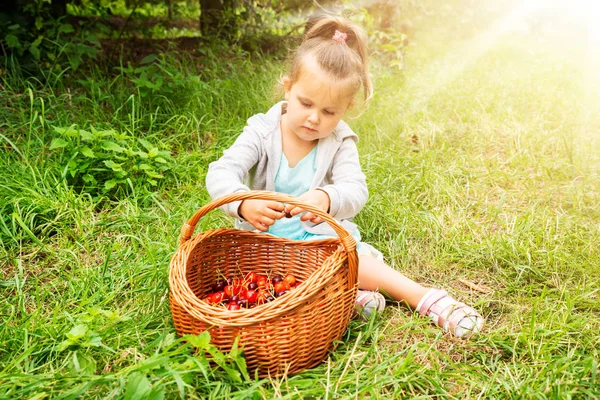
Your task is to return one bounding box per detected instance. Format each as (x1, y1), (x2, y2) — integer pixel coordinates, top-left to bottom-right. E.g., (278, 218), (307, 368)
(318, 137), (368, 220)
(206, 126), (262, 218)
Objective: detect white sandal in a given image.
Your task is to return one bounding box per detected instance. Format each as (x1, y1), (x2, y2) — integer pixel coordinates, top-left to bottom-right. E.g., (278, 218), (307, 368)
(416, 289), (484, 338)
(354, 289), (386, 320)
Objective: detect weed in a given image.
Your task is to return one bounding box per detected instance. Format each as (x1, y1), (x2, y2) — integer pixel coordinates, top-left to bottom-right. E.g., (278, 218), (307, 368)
(49, 124), (174, 198)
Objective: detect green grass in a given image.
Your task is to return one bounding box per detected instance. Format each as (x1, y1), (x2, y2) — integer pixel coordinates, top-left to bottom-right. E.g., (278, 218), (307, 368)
(2, 1), (600, 398)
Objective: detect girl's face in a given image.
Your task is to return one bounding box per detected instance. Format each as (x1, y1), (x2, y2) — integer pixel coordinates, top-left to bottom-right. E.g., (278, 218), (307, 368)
(282, 56), (355, 143)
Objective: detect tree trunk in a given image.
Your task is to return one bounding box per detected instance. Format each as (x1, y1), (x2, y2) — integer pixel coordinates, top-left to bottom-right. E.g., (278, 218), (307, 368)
(167, 0), (172, 20)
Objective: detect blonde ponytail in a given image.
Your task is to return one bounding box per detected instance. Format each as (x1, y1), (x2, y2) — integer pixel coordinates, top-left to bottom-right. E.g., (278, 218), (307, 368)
(287, 15), (373, 107)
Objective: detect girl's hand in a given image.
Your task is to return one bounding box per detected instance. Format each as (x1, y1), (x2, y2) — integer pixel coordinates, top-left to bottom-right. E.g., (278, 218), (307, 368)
(238, 199), (286, 232)
(284, 189), (330, 224)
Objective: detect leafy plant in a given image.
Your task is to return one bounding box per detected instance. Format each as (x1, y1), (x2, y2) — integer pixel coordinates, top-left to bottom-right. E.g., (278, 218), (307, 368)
(370, 29), (408, 70)
(1, 2), (100, 75)
(49, 124), (174, 197)
(58, 324), (109, 352)
(341, 1), (409, 70)
(116, 53), (213, 109)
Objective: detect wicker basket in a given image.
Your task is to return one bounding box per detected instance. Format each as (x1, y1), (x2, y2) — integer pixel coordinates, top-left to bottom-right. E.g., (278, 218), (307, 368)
(169, 191), (358, 377)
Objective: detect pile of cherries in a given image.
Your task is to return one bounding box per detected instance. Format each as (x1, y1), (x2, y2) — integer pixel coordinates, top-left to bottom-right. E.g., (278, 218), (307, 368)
(203, 271), (302, 311)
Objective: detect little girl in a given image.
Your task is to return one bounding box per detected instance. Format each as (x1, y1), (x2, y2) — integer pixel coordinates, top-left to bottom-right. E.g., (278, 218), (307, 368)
(206, 15), (484, 338)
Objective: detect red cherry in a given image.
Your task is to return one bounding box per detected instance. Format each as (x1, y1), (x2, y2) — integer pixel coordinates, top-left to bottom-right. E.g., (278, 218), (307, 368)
(245, 272), (258, 284)
(256, 276), (268, 288)
(283, 274), (296, 286)
(246, 289), (258, 303)
(210, 291), (225, 303)
(227, 302), (240, 311)
(256, 291), (269, 305)
(274, 281), (289, 293)
(224, 285), (241, 297)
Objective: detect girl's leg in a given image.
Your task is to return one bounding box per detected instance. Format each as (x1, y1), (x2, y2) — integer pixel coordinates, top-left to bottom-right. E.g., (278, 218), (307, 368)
(357, 255), (484, 338)
(357, 255), (428, 308)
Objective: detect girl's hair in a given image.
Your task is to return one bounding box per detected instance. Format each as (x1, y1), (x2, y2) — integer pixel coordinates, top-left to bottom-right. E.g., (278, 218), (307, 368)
(287, 14), (373, 106)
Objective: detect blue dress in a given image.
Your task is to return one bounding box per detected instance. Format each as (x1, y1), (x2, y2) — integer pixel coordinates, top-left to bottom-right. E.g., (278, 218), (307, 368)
(267, 145), (320, 240)
(267, 146), (373, 257)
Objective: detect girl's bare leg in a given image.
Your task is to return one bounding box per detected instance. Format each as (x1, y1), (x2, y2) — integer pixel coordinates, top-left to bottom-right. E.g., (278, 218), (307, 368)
(357, 254), (484, 338)
(357, 255), (428, 308)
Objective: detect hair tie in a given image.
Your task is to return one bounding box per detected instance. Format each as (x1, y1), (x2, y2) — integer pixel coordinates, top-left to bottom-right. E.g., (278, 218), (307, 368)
(332, 30), (347, 44)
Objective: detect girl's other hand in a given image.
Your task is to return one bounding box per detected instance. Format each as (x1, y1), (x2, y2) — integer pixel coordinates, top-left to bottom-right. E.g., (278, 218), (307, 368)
(238, 199), (286, 231)
(285, 189), (330, 224)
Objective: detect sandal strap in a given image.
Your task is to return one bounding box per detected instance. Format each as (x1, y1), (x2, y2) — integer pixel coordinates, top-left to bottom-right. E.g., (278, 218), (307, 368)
(417, 289), (448, 317)
(438, 302), (469, 332)
(356, 290), (385, 311)
(355, 291), (371, 306)
(448, 304), (480, 334)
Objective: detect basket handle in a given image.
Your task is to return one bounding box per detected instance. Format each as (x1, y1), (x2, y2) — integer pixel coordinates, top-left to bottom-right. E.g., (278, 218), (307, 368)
(180, 190), (357, 283)
(183, 190), (356, 248)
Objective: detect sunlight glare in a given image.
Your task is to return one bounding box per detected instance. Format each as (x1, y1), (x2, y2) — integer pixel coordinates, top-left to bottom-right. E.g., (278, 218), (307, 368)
(401, 0), (600, 117)
(542, 0), (600, 100)
(403, 0), (541, 116)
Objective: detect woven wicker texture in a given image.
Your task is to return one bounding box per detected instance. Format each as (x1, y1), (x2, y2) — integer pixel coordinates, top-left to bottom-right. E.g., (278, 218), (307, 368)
(169, 191), (359, 377)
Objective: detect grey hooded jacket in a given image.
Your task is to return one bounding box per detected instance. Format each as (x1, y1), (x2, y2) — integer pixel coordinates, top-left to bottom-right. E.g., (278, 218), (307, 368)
(206, 101), (368, 236)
